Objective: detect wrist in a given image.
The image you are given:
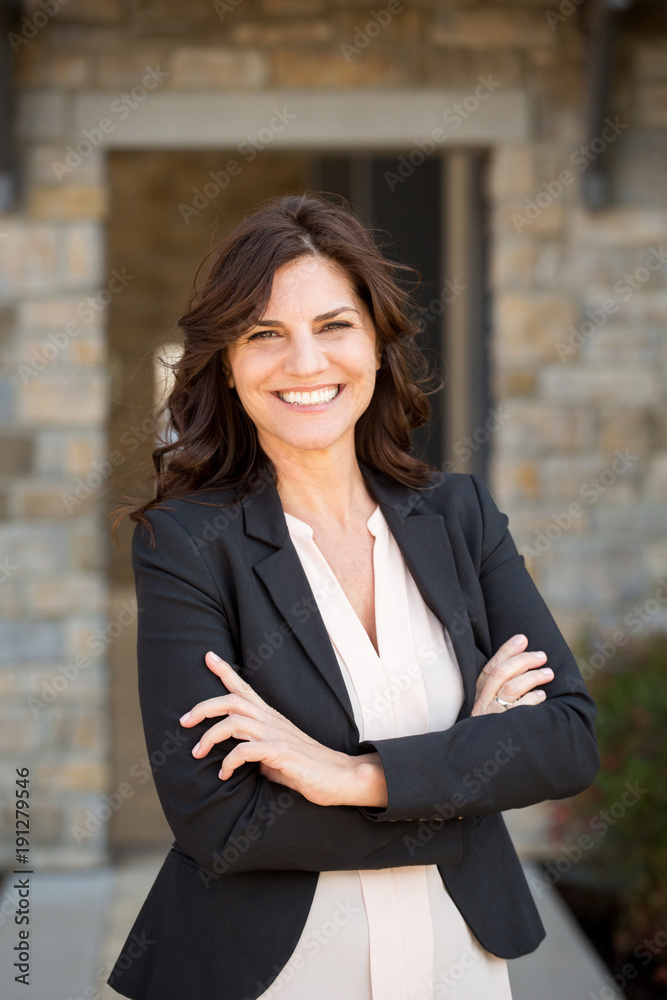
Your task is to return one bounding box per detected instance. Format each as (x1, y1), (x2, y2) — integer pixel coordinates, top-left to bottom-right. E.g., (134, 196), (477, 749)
(343, 752), (388, 808)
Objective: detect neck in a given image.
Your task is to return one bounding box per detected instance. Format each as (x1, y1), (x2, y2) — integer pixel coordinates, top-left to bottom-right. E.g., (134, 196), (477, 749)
(266, 444), (375, 525)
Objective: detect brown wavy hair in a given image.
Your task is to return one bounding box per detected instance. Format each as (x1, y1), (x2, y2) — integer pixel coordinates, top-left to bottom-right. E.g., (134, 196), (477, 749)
(109, 190), (443, 545)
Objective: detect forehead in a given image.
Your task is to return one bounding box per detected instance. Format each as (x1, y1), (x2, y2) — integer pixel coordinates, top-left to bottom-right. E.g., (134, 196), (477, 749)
(265, 257), (360, 308)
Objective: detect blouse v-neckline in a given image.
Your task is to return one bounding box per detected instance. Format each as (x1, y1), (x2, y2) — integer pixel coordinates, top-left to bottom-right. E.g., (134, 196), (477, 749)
(283, 503), (385, 661)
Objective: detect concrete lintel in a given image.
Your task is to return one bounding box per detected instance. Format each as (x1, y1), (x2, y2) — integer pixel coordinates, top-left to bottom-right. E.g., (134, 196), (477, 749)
(18, 88), (530, 149)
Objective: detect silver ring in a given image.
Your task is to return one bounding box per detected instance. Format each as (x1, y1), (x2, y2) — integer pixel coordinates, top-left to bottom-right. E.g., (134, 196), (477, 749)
(495, 695), (516, 709)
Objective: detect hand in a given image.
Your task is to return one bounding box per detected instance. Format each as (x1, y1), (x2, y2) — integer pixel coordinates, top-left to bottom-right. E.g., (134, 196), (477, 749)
(470, 633), (554, 717)
(179, 651), (388, 809)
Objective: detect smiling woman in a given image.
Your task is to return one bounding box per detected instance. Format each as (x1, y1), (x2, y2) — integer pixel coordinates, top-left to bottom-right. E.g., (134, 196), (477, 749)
(221, 256), (383, 476)
(108, 191), (599, 1000)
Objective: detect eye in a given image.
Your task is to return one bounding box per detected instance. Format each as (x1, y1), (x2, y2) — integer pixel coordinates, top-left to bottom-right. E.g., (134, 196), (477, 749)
(247, 330), (277, 341)
(246, 321), (351, 342)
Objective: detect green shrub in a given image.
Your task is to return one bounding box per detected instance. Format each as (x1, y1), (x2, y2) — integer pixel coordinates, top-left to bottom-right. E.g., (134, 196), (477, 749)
(550, 628), (667, 965)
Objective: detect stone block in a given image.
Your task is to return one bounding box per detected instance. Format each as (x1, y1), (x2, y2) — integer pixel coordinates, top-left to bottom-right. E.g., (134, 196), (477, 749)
(540, 366), (660, 406)
(420, 47), (523, 89)
(495, 293), (577, 363)
(63, 433), (106, 478)
(50, 54), (93, 88)
(598, 408), (654, 457)
(431, 6), (555, 48)
(71, 337), (106, 365)
(580, 323), (661, 366)
(634, 41), (667, 81)
(641, 539), (667, 578)
(262, 0), (325, 13)
(0, 307), (16, 346)
(491, 242), (538, 289)
(170, 48), (269, 89)
(27, 576), (107, 617)
(25, 147), (105, 187)
(0, 376), (14, 423)
(17, 91), (67, 142)
(533, 246), (642, 290)
(0, 582), (22, 617)
(17, 484), (98, 518)
(95, 52), (170, 89)
(63, 224), (105, 286)
(34, 760), (109, 793)
(56, 0), (122, 21)
(14, 40), (49, 87)
(273, 48), (407, 86)
(498, 403), (596, 456)
(18, 373), (109, 425)
(70, 525), (106, 572)
(492, 459), (540, 503)
(494, 369), (538, 398)
(20, 297), (93, 329)
(337, 9), (422, 44)
(28, 185), (108, 221)
(231, 20), (334, 45)
(636, 82), (667, 129)
(0, 622), (63, 663)
(0, 225), (61, 294)
(568, 207), (667, 249)
(489, 145), (535, 200)
(2, 523), (64, 575)
(495, 200), (565, 238)
(0, 436), (34, 476)
(541, 454), (639, 504)
(645, 452), (667, 501)
(540, 538), (646, 609)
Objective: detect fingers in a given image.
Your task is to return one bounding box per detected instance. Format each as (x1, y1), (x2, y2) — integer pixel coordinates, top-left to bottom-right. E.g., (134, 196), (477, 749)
(475, 652), (551, 714)
(495, 665), (553, 706)
(490, 689), (547, 714)
(478, 633), (528, 682)
(191, 713), (269, 759)
(219, 740), (287, 780)
(180, 651), (273, 728)
(204, 650), (264, 702)
(180, 690), (266, 727)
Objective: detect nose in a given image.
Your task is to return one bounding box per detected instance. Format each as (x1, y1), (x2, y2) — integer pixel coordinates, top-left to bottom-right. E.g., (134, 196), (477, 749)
(282, 329), (329, 378)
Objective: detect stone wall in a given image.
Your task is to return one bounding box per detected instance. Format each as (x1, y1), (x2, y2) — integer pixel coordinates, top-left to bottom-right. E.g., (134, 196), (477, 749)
(1, 0), (666, 865)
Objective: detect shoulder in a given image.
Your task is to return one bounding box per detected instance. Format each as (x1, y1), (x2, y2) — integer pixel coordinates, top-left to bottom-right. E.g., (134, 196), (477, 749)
(131, 485), (244, 550)
(405, 469), (496, 522)
(404, 469), (511, 560)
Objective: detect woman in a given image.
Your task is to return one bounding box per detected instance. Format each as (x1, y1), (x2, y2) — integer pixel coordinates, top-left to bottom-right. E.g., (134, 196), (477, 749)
(108, 192), (599, 1000)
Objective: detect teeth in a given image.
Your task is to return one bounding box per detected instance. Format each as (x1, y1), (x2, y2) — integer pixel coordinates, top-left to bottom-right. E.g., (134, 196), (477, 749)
(277, 385), (340, 405)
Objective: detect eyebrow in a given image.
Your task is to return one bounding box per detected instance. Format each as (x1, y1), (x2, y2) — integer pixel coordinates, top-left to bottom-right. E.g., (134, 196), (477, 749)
(252, 306), (361, 327)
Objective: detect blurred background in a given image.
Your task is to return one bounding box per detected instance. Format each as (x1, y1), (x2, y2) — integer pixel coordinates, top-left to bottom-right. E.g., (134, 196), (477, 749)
(0, 0), (666, 997)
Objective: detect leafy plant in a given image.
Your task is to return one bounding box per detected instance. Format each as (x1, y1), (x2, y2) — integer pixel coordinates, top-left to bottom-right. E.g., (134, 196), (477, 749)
(548, 627), (667, 972)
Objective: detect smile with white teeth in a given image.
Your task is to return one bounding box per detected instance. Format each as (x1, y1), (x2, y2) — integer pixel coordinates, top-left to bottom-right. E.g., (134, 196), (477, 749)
(277, 385), (341, 405)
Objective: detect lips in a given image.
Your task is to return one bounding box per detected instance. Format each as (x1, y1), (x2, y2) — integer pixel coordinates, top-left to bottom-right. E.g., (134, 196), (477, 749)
(272, 384), (345, 406)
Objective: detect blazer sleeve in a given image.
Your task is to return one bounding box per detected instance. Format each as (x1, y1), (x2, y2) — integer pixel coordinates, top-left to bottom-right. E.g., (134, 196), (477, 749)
(356, 473), (600, 823)
(131, 507), (463, 876)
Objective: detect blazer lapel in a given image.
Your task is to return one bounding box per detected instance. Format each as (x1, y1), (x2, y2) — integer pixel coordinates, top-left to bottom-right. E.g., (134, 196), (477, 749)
(242, 460), (477, 734)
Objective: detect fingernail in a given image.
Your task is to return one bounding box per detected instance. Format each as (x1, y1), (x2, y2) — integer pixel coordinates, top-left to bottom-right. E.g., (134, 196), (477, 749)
(511, 634), (526, 646)
(540, 667), (553, 675)
(192, 741), (200, 755)
(533, 650), (546, 658)
(207, 650), (222, 662)
(180, 711), (191, 724)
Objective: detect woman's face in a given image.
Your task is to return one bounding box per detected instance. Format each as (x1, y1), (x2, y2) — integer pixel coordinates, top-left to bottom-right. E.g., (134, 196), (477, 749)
(225, 255), (382, 464)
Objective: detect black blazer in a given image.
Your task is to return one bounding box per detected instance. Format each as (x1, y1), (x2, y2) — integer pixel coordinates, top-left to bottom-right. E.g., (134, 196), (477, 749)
(108, 459), (599, 1000)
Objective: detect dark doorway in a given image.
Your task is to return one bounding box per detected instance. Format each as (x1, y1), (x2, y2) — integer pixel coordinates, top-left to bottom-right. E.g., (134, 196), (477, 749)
(310, 150), (491, 478)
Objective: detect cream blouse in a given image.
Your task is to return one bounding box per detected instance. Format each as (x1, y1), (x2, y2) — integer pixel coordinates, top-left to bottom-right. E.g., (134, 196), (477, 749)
(255, 502), (513, 1000)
